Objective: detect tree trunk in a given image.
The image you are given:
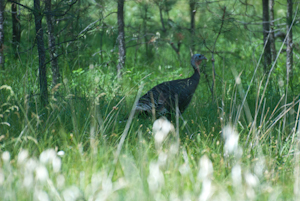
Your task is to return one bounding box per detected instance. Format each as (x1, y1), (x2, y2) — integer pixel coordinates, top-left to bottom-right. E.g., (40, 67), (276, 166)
(34, 0), (48, 106)
(283, 0), (294, 134)
(286, 0), (293, 87)
(100, 28), (103, 63)
(159, 6), (166, 33)
(45, 0), (60, 88)
(0, 0), (4, 69)
(11, 0), (21, 58)
(262, 0), (271, 73)
(269, 0), (276, 62)
(117, 0), (126, 78)
(189, 0), (196, 53)
(143, 5), (150, 58)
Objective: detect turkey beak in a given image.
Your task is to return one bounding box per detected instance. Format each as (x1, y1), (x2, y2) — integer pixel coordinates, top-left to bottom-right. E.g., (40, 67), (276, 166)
(197, 57), (207, 65)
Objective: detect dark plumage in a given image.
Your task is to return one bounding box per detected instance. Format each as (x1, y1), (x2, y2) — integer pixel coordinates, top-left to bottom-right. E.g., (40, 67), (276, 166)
(136, 54), (207, 119)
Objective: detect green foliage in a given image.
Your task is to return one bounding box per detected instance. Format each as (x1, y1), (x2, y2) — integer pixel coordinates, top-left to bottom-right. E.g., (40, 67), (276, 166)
(1, 0), (300, 199)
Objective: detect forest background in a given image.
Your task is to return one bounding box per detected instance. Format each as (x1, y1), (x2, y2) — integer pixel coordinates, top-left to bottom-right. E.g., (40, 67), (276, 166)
(1, 0), (300, 200)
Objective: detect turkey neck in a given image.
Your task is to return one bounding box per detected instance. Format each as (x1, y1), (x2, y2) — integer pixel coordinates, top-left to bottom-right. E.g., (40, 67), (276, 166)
(190, 68), (200, 84)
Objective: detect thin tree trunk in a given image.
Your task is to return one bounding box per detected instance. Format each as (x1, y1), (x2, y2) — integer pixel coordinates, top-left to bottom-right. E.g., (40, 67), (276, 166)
(286, 0), (293, 86)
(134, 27), (140, 65)
(189, 0), (196, 53)
(143, 5), (149, 58)
(283, 0), (294, 133)
(269, 0), (276, 63)
(159, 6), (166, 33)
(262, 0), (271, 73)
(117, 0), (126, 78)
(100, 28), (103, 63)
(12, 0), (21, 58)
(34, 0), (48, 106)
(0, 0), (4, 69)
(45, 0), (60, 88)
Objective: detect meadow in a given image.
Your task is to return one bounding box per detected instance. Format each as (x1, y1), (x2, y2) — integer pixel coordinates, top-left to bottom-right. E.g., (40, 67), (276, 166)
(1, 52), (299, 200)
(1, 0), (300, 200)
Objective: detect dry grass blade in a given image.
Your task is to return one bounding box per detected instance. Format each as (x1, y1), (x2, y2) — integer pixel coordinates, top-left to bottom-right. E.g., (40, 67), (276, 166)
(110, 84), (144, 179)
(260, 99), (300, 142)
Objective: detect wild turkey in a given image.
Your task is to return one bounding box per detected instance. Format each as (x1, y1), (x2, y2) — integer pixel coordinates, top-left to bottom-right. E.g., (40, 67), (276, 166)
(135, 54), (207, 119)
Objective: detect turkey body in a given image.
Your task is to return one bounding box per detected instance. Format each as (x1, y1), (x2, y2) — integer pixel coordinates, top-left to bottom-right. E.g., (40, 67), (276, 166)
(136, 54), (206, 119)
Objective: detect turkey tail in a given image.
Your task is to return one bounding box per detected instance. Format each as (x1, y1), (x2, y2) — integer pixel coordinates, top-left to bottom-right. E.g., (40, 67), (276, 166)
(136, 90), (169, 120)
(135, 97), (156, 120)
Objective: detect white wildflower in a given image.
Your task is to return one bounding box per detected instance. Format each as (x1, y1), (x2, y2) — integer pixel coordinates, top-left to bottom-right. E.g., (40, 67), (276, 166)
(62, 185), (82, 201)
(17, 149), (29, 165)
(153, 117), (174, 149)
(244, 172), (259, 187)
(23, 173), (34, 189)
(244, 172), (259, 199)
(244, 172), (259, 200)
(169, 142), (179, 155)
(179, 162), (190, 176)
(231, 164), (242, 186)
(2, 151), (10, 162)
(170, 192), (181, 201)
(199, 179), (212, 201)
(197, 155), (213, 181)
(25, 158), (38, 173)
(102, 177), (113, 193)
(222, 125), (239, 155)
(34, 189), (50, 201)
(158, 152), (168, 167)
(91, 172), (104, 194)
(212, 190), (231, 201)
(153, 117), (174, 135)
(254, 157), (265, 178)
(147, 162), (164, 192)
(57, 150), (65, 157)
(52, 156), (62, 173)
(35, 165), (49, 182)
(154, 131), (167, 148)
(39, 149), (56, 164)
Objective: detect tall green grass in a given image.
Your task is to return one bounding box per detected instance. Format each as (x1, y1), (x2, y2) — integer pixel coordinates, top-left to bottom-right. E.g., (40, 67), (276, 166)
(1, 59), (300, 200)
(0, 34), (299, 200)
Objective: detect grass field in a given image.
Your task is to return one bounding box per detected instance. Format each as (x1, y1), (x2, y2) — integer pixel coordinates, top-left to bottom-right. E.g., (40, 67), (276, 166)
(1, 61), (300, 200)
(2, 0), (300, 200)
